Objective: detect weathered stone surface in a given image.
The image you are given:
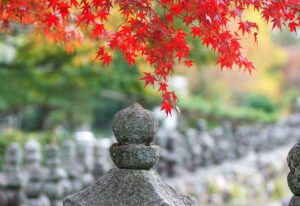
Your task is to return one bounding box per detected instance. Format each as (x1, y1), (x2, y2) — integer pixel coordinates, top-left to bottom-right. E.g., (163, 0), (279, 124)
(289, 195), (300, 206)
(64, 103), (197, 206)
(110, 144), (160, 169)
(287, 141), (300, 195)
(64, 168), (197, 206)
(112, 103), (158, 145)
(288, 172), (300, 196)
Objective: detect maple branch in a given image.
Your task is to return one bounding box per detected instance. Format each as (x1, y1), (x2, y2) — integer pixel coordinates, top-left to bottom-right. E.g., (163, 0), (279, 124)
(154, 0), (201, 29)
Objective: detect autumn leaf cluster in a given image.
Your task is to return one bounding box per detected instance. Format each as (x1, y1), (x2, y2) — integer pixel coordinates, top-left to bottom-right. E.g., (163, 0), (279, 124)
(0, 0), (299, 115)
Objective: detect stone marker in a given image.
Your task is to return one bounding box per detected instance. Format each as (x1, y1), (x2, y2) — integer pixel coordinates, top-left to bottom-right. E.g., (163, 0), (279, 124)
(61, 140), (83, 194)
(64, 103), (197, 206)
(92, 141), (108, 179)
(287, 141), (300, 206)
(161, 131), (183, 177)
(4, 143), (25, 206)
(44, 145), (70, 206)
(23, 139), (50, 206)
(24, 139), (42, 168)
(22, 167), (51, 206)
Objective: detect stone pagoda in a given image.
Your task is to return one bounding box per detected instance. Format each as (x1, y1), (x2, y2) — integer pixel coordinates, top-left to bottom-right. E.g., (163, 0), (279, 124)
(64, 103), (197, 206)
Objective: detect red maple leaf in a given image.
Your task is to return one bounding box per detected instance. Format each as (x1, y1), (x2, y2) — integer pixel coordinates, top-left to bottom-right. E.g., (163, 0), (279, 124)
(100, 53), (112, 66)
(91, 23), (105, 39)
(161, 101), (173, 116)
(44, 13), (60, 28)
(58, 2), (70, 20)
(191, 26), (202, 38)
(158, 82), (168, 92)
(238, 21), (258, 35)
(70, 0), (79, 8)
(184, 60), (193, 67)
(140, 72), (157, 88)
(289, 22), (298, 32)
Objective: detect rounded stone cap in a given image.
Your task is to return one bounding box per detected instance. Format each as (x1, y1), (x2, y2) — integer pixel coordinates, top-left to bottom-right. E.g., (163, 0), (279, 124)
(110, 144), (160, 169)
(5, 143), (22, 164)
(288, 142), (300, 173)
(112, 103), (159, 145)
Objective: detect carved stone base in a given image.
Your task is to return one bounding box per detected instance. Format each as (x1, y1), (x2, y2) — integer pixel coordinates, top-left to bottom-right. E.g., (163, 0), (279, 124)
(64, 168), (197, 206)
(289, 195), (300, 206)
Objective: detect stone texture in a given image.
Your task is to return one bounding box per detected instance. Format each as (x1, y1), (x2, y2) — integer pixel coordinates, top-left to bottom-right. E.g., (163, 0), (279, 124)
(112, 103), (158, 145)
(110, 143), (160, 169)
(289, 195), (300, 206)
(287, 141), (300, 195)
(64, 103), (197, 206)
(64, 168), (197, 206)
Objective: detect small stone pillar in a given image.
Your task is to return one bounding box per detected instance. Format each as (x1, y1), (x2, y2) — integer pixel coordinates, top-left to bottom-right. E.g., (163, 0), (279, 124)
(44, 145), (70, 206)
(92, 141), (109, 179)
(24, 139), (42, 168)
(64, 103), (197, 206)
(22, 168), (50, 206)
(23, 139), (50, 206)
(61, 140), (83, 194)
(287, 141), (300, 206)
(4, 143), (25, 206)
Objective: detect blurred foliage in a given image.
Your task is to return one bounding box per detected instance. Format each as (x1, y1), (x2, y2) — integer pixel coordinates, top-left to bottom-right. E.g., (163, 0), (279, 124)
(179, 96), (279, 124)
(272, 28), (300, 46)
(0, 9), (298, 134)
(0, 34), (155, 131)
(240, 94), (277, 113)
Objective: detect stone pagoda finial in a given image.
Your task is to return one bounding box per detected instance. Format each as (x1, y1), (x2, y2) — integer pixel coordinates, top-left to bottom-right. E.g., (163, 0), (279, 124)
(4, 143), (25, 206)
(64, 103), (197, 206)
(110, 103), (160, 169)
(287, 141), (300, 206)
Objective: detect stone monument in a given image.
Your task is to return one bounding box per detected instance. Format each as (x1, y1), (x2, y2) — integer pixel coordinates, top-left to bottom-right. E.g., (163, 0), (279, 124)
(24, 139), (42, 168)
(23, 139), (50, 206)
(44, 144), (70, 206)
(4, 143), (25, 206)
(76, 142), (94, 189)
(61, 140), (83, 194)
(287, 141), (300, 206)
(161, 131), (183, 177)
(196, 119), (215, 166)
(22, 168), (51, 206)
(64, 103), (197, 206)
(92, 141), (108, 179)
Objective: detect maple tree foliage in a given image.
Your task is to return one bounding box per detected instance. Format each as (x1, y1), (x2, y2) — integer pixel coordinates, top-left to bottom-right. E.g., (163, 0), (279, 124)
(0, 0), (299, 115)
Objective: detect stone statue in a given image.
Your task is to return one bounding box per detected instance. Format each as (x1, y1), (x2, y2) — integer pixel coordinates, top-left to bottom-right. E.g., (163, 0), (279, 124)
(196, 119), (216, 166)
(64, 103), (197, 206)
(287, 141), (300, 206)
(24, 139), (42, 168)
(44, 145), (70, 206)
(61, 140), (83, 194)
(92, 141), (109, 179)
(77, 142), (94, 189)
(0, 179), (7, 206)
(23, 139), (50, 206)
(221, 121), (237, 160)
(186, 128), (202, 171)
(161, 131), (183, 177)
(22, 168), (51, 206)
(4, 143), (25, 206)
